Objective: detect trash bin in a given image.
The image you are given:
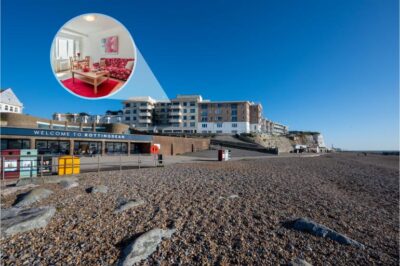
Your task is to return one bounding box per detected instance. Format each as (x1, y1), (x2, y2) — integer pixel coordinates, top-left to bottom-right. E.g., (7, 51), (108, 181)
(1, 149), (20, 179)
(20, 149), (38, 178)
(158, 154), (163, 165)
(58, 156), (80, 175)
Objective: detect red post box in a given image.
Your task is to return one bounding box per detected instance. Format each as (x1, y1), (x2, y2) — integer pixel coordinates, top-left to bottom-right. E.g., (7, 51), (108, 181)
(218, 150), (224, 161)
(1, 149), (20, 179)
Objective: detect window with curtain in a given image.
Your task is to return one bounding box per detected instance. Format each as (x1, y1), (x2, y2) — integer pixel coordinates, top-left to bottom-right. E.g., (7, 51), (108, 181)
(56, 37), (79, 59)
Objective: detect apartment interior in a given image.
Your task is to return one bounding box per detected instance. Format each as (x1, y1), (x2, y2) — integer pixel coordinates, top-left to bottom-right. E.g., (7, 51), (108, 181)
(51, 14), (135, 98)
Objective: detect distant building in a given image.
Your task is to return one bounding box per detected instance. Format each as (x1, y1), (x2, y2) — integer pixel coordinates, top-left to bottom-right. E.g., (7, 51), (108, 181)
(0, 88), (23, 114)
(53, 111), (123, 124)
(262, 119), (289, 135)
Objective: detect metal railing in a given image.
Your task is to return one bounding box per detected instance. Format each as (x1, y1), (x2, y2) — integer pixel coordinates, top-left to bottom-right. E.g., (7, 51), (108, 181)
(0, 153), (164, 182)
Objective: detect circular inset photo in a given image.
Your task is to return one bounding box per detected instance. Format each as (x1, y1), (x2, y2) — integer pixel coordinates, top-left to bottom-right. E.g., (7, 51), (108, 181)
(50, 13), (136, 99)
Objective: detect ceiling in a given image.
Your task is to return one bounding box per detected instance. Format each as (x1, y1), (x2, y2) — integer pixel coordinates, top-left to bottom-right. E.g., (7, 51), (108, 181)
(62, 14), (123, 35)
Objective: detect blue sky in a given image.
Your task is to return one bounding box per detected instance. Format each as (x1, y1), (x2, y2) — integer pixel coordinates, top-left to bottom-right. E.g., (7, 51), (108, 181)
(1, 0), (398, 150)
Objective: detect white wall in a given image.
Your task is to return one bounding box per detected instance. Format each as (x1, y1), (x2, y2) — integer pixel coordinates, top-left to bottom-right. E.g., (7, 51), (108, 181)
(88, 26), (135, 63)
(197, 122), (250, 134)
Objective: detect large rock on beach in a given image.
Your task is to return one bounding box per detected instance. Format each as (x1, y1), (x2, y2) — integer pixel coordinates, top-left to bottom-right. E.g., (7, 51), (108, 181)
(86, 185), (108, 194)
(1, 206), (56, 237)
(13, 188), (53, 207)
(289, 257), (312, 266)
(289, 218), (364, 249)
(1, 184), (38, 196)
(59, 180), (79, 189)
(114, 200), (145, 213)
(118, 228), (176, 266)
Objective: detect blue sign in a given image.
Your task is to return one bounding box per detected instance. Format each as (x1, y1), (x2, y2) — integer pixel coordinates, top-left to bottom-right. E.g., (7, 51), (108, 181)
(0, 127), (153, 142)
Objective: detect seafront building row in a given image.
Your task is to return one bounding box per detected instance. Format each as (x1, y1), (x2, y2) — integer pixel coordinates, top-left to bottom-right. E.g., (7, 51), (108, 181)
(53, 95), (289, 135)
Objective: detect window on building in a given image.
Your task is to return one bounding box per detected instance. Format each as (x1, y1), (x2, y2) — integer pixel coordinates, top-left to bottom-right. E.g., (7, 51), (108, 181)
(125, 103), (130, 107)
(183, 109), (187, 113)
(201, 104), (208, 109)
(231, 110), (238, 116)
(183, 102), (187, 106)
(217, 123), (223, 128)
(183, 116), (187, 120)
(1, 139), (30, 150)
(133, 110), (137, 114)
(4, 105), (8, 111)
(232, 123), (238, 128)
(190, 116), (196, 120)
(14, 107), (18, 113)
(190, 109), (195, 113)
(74, 141), (102, 156)
(216, 130), (223, 133)
(217, 103), (223, 107)
(231, 130), (238, 134)
(201, 111), (208, 116)
(52, 124), (65, 130)
(215, 109), (222, 114)
(125, 110), (130, 114)
(133, 117), (137, 121)
(36, 140), (70, 155)
(201, 117), (207, 122)
(202, 124), (207, 128)
(125, 117), (130, 121)
(183, 122), (187, 127)
(190, 122), (196, 127)
(9, 106), (13, 112)
(190, 102), (196, 106)
(37, 122), (50, 129)
(231, 103), (238, 109)
(105, 142), (128, 155)
(217, 116), (222, 121)
(231, 116), (238, 122)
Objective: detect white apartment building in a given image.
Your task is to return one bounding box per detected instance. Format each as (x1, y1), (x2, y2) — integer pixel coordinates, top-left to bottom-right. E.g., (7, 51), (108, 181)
(162, 95), (202, 133)
(119, 95), (289, 136)
(0, 88), (23, 114)
(123, 96), (155, 130)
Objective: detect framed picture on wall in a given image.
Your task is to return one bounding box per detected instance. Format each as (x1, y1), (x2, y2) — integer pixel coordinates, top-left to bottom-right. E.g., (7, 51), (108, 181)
(101, 36), (118, 54)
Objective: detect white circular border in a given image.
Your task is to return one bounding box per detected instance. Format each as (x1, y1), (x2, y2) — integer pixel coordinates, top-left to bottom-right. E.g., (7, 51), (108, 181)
(50, 13), (137, 100)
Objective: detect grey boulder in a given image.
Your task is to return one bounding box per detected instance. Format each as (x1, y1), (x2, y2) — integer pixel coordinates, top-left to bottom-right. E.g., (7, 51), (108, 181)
(59, 180), (79, 189)
(1, 206), (56, 237)
(114, 200), (145, 213)
(290, 218), (364, 249)
(289, 257), (312, 266)
(118, 228), (176, 266)
(86, 185), (108, 194)
(13, 188), (53, 207)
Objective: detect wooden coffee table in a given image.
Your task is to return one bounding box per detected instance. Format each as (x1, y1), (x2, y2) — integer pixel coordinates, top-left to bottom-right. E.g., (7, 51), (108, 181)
(71, 70), (110, 94)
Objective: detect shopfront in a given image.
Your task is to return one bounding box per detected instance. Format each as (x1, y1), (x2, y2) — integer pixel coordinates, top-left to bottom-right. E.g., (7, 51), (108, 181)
(1, 127), (153, 156)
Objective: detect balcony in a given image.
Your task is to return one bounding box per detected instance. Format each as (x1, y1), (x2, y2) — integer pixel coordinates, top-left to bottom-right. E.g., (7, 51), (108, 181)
(139, 111), (152, 117)
(169, 104), (182, 109)
(139, 104), (153, 111)
(169, 118), (182, 123)
(169, 110), (182, 116)
(139, 118), (152, 124)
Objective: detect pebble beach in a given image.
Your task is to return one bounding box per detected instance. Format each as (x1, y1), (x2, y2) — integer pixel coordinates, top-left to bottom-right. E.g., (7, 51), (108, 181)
(1, 153), (399, 265)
